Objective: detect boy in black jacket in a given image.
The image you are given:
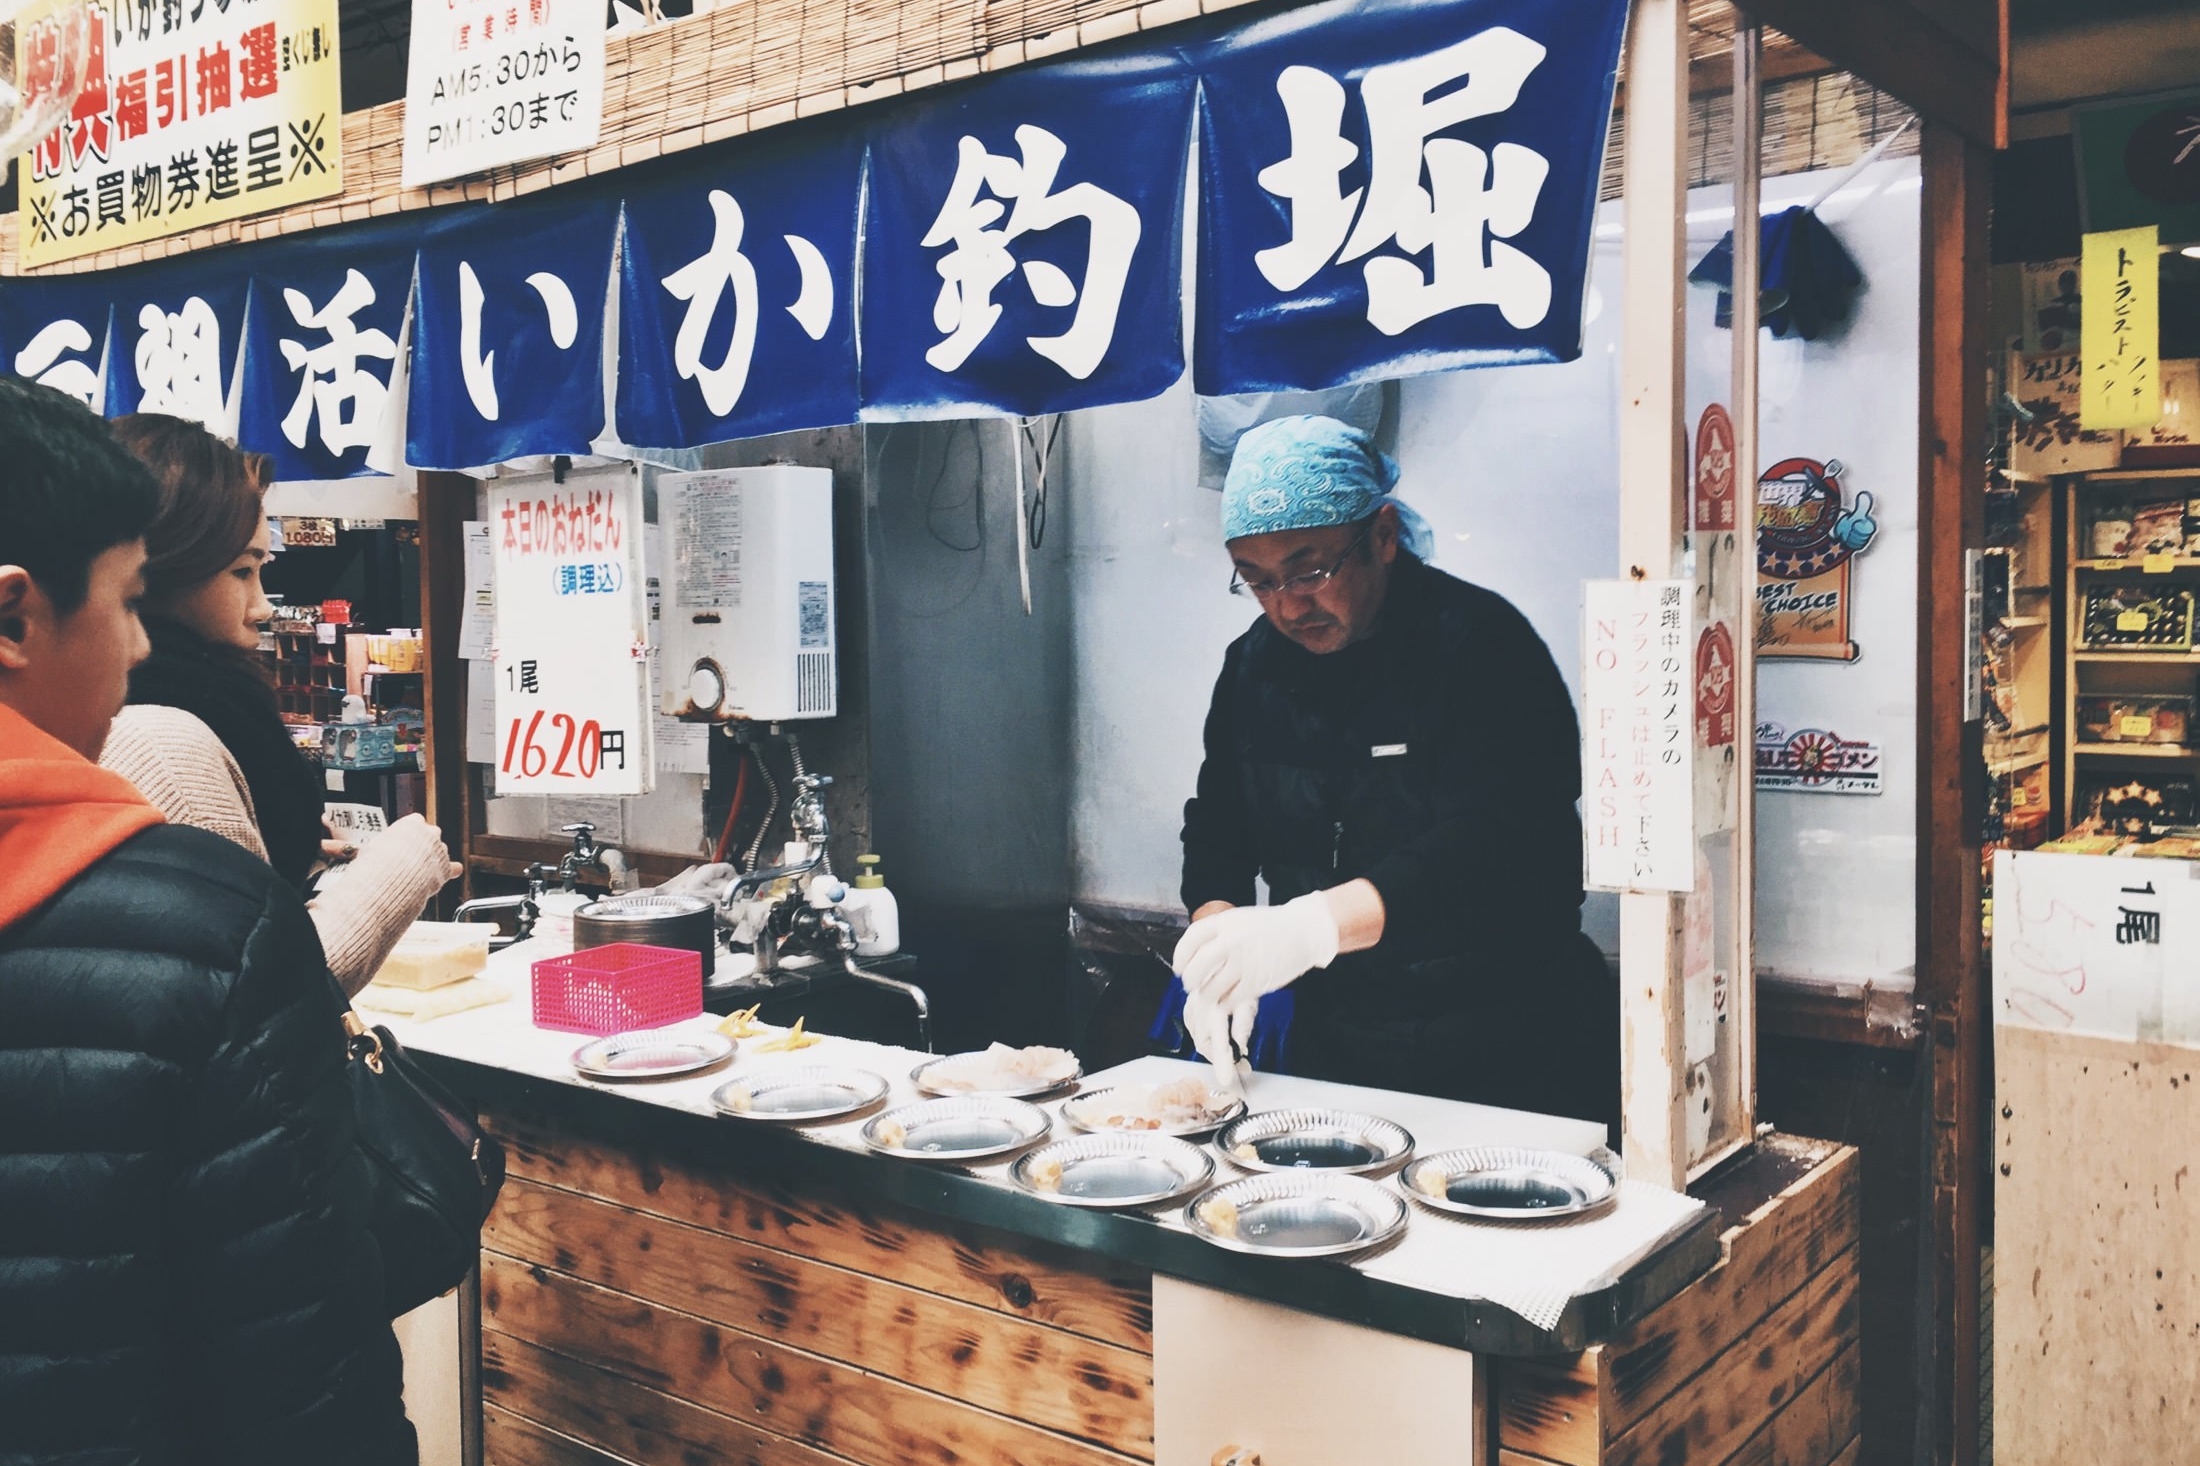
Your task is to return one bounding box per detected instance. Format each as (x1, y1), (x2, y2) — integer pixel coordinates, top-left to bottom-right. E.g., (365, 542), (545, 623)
(0, 377), (416, 1465)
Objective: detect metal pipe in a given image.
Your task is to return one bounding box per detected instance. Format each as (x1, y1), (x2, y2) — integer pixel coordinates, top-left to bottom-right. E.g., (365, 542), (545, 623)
(841, 953), (932, 1053)
(453, 892), (536, 951)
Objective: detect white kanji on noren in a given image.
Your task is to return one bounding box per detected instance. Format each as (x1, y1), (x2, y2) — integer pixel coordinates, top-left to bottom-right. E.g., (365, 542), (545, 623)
(661, 190), (762, 418)
(14, 319), (101, 408)
(921, 124), (1140, 380)
(458, 263), (579, 422)
(134, 297), (226, 425)
(278, 269), (399, 456)
(659, 189), (835, 418)
(1256, 26), (1553, 336)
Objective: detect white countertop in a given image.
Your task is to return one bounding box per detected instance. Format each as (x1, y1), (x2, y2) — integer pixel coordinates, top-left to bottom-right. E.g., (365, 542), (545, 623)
(377, 941), (1707, 1334)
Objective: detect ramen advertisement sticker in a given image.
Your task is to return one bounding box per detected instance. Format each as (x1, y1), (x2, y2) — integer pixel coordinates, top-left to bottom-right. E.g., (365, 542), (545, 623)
(1755, 723), (1883, 796)
(1756, 454), (1879, 661)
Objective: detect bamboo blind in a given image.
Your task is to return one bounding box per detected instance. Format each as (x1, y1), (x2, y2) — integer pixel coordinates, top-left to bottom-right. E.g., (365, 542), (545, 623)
(3, 0), (1875, 275)
(2, 0), (1233, 275)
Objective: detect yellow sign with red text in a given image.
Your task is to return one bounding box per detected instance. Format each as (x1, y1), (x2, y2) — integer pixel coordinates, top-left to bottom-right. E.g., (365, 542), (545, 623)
(14, 0), (342, 267)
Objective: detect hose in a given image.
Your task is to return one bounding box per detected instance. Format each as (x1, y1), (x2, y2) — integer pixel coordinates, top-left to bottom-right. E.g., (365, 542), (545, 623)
(712, 742), (752, 866)
(742, 741), (781, 875)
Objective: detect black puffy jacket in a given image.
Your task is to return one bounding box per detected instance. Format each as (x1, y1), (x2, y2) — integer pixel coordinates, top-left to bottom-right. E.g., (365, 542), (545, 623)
(1182, 553), (1619, 1131)
(0, 824), (416, 1466)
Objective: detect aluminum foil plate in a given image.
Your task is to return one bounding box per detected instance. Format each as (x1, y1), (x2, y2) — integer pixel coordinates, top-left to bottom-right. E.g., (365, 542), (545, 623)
(1400, 1147), (1620, 1220)
(710, 1066), (889, 1122)
(861, 1095), (1052, 1162)
(1183, 1171), (1410, 1259)
(571, 1030), (735, 1080)
(1008, 1133), (1214, 1209)
(910, 1051), (1082, 1099)
(1060, 1085), (1247, 1139)
(1213, 1108), (1415, 1176)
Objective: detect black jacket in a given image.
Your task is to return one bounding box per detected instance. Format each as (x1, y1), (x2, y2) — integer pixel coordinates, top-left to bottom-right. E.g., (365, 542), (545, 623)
(0, 825), (416, 1466)
(1182, 553), (1618, 1129)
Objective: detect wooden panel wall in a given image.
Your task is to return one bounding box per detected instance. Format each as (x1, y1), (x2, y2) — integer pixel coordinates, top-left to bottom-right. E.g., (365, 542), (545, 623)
(1494, 1141), (1861, 1466)
(476, 1108), (1156, 1466)
(1992, 1026), (2200, 1464)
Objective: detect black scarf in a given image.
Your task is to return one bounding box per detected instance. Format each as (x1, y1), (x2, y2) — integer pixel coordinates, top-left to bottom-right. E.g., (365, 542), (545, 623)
(130, 617), (326, 891)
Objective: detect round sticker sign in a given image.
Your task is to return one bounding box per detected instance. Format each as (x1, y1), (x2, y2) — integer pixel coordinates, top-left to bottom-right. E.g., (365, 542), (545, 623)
(1696, 622), (1736, 748)
(1693, 403), (1737, 531)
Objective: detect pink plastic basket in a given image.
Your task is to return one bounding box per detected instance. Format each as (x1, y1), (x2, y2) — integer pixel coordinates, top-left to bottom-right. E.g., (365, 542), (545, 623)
(531, 942), (703, 1036)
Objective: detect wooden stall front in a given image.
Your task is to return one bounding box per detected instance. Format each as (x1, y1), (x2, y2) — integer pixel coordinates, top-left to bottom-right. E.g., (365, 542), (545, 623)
(446, 1069), (1856, 1466)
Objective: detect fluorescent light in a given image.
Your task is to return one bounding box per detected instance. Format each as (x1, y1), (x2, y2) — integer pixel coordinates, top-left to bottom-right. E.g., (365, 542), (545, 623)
(2183, 246), (2200, 260)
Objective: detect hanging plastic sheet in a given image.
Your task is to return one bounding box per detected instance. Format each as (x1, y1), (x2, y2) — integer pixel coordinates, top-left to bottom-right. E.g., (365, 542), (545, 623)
(408, 193), (620, 470)
(107, 258), (251, 432)
(616, 124), (864, 449)
(859, 52), (1196, 419)
(1191, 0), (1628, 394)
(0, 274), (113, 412)
(237, 217), (418, 480)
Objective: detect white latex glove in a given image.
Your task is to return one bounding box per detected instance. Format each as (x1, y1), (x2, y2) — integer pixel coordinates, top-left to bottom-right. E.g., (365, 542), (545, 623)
(1173, 892), (1341, 1013)
(660, 862), (738, 897)
(1181, 987), (1252, 1094)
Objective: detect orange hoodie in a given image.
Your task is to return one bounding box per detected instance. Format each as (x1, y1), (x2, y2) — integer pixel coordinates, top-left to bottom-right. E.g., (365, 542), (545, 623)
(0, 702), (164, 929)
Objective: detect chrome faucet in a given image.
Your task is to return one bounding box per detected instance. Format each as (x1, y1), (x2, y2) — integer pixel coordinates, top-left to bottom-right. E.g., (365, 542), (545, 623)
(553, 822), (611, 892)
(717, 775), (833, 910)
(454, 859), (556, 951)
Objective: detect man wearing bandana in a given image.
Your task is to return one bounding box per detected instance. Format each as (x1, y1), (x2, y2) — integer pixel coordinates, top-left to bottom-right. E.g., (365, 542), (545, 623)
(1164, 415), (1619, 1132)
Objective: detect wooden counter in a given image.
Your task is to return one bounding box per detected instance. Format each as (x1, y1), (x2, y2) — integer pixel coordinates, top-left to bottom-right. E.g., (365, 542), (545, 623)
(383, 952), (1854, 1465)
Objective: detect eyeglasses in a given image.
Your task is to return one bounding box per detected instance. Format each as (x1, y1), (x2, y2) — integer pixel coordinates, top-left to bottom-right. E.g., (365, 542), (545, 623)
(1229, 523), (1373, 599)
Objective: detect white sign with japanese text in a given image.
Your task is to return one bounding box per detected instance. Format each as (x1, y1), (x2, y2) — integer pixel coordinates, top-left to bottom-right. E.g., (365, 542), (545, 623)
(1583, 579), (1695, 892)
(1992, 850), (2200, 1045)
(15, 0), (343, 267)
(399, 0), (604, 188)
(487, 465), (653, 797)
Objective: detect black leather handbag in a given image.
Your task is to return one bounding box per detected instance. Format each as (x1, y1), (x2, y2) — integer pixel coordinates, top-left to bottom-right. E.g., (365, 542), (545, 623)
(342, 1010), (506, 1318)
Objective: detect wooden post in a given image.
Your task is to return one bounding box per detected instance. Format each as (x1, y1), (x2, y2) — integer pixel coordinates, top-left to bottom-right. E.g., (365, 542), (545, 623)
(418, 469), (475, 911)
(1616, 0), (1690, 1191)
(1916, 120), (1989, 1466)
(1723, 18), (1762, 1168)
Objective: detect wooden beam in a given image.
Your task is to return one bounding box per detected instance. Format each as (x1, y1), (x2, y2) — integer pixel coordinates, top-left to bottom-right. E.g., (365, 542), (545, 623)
(1616, 0), (1692, 1192)
(1738, 0), (2006, 148)
(1917, 120), (1991, 1466)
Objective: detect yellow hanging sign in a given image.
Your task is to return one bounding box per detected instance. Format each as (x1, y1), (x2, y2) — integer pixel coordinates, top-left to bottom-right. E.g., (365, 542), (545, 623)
(13, 0), (344, 268)
(2080, 226), (2161, 432)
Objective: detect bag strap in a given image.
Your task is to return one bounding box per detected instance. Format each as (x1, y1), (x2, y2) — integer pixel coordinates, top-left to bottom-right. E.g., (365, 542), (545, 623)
(341, 1008), (387, 1075)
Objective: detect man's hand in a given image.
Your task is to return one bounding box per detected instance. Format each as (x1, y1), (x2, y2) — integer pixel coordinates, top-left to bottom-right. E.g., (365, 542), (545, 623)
(1173, 891), (1342, 1013)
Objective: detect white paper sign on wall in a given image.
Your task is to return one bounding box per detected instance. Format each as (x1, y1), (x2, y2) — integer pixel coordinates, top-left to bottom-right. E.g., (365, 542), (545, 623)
(1992, 850), (2200, 1046)
(488, 466), (653, 796)
(1583, 579), (1695, 893)
(400, 0), (606, 188)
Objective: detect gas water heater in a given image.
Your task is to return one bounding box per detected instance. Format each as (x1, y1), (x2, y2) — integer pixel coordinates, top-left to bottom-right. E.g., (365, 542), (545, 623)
(658, 465), (837, 722)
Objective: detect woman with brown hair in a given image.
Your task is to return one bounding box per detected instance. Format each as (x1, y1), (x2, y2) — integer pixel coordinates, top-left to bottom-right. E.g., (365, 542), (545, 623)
(97, 413), (454, 994)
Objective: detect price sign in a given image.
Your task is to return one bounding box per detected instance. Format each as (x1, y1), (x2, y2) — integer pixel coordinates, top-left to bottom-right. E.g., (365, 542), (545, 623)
(487, 465), (653, 796)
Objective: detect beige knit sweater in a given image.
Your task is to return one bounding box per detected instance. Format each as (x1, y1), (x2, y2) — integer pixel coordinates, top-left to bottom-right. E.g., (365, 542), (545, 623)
(99, 705), (451, 995)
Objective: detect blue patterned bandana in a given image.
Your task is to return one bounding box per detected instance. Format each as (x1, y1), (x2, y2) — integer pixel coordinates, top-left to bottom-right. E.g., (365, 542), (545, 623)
(1220, 415), (1433, 558)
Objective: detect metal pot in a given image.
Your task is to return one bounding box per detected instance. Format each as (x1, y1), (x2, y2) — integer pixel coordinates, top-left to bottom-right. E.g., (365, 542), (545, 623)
(573, 892), (717, 977)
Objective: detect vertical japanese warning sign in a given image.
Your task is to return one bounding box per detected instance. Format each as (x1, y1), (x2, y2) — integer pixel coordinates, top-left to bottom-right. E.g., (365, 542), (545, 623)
(1584, 579), (1695, 893)
(400, 0), (604, 188)
(15, 0), (343, 268)
(488, 466), (654, 797)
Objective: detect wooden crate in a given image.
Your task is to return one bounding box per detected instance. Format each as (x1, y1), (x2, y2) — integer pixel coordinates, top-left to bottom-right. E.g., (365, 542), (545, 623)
(1493, 1136), (1862, 1466)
